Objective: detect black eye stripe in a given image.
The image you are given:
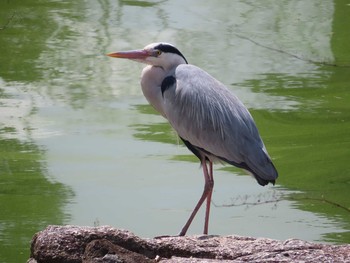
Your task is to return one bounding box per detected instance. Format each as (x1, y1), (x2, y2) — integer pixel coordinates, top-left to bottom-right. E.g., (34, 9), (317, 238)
(155, 43), (188, 64)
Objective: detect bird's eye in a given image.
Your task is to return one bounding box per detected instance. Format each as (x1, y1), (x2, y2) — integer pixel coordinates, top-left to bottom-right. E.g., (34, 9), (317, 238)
(156, 50), (162, 56)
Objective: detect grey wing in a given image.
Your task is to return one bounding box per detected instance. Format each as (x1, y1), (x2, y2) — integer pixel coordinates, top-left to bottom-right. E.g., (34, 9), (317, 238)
(162, 64), (277, 184)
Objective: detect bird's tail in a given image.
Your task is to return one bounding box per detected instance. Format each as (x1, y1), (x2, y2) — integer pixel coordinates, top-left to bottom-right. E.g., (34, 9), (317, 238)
(251, 160), (278, 186)
(245, 146), (278, 186)
(221, 147), (278, 186)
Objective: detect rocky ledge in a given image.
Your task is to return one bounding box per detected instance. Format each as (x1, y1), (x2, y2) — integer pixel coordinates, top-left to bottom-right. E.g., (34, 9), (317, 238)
(27, 225), (349, 263)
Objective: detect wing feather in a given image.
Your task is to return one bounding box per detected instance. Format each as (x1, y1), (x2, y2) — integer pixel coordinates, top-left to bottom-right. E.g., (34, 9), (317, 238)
(162, 64), (277, 183)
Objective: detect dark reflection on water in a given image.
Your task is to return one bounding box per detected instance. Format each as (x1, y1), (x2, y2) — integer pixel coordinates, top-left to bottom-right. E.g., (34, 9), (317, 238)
(0, 1), (350, 262)
(243, 67), (350, 243)
(127, 0), (350, 243)
(131, 104), (176, 145)
(132, 67), (350, 242)
(0, 1), (76, 262)
(0, 131), (72, 262)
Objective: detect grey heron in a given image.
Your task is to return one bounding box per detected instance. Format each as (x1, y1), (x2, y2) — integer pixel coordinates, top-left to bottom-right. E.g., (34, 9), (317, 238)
(107, 42), (278, 236)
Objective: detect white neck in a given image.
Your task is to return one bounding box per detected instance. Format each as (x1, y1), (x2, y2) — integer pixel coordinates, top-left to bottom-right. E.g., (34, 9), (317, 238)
(140, 65), (168, 117)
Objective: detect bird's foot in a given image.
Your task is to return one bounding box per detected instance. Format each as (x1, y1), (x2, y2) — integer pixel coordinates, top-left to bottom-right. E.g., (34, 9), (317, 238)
(153, 234), (184, 239)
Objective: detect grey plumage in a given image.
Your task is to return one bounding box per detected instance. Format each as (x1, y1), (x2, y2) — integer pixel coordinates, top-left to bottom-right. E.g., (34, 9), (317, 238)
(107, 42), (278, 236)
(162, 64), (277, 186)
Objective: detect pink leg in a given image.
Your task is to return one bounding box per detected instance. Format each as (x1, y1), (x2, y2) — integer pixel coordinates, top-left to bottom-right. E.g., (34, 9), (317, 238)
(204, 161), (214, 235)
(179, 158), (214, 236)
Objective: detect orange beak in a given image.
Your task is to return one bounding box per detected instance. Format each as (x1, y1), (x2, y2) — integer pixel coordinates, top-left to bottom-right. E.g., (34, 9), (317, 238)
(107, 49), (149, 60)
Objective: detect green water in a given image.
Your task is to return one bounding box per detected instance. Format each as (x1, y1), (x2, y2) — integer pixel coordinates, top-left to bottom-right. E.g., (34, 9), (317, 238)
(0, 1), (349, 262)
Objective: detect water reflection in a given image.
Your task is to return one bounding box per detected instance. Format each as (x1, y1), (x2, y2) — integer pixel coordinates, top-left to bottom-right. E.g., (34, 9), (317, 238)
(0, 131), (72, 262)
(0, 1), (349, 262)
(131, 104), (176, 145)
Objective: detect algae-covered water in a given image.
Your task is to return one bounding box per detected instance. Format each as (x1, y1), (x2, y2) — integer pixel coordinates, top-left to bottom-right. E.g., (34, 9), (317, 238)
(0, 1), (349, 262)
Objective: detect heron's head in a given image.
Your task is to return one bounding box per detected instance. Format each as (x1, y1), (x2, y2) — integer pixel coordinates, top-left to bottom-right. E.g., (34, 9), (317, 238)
(107, 42), (188, 70)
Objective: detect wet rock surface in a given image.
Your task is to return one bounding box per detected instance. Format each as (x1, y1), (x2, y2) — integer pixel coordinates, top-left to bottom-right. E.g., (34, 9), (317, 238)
(27, 225), (350, 263)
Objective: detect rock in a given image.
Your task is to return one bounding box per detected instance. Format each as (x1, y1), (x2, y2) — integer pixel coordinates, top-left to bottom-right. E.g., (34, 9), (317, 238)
(29, 225), (156, 263)
(27, 225), (350, 263)
(83, 239), (154, 263)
